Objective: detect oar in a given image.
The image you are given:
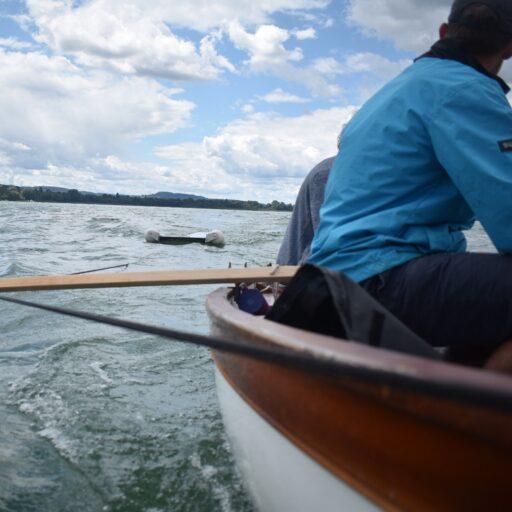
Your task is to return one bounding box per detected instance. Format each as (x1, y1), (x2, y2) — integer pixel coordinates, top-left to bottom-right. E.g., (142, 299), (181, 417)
(0, 266), (298, 293)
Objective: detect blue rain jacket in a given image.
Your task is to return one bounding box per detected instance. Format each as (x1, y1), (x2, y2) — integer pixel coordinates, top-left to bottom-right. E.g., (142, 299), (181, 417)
(309, 40), (512, 283)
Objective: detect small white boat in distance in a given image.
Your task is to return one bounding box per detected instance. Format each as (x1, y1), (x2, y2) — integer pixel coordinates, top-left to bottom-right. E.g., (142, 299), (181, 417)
(145, 229), (225, 247)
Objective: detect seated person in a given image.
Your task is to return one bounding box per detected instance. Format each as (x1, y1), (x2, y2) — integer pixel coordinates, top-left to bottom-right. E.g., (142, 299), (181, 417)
(305, 0), (512, 370)
(276, 156), (335, 266)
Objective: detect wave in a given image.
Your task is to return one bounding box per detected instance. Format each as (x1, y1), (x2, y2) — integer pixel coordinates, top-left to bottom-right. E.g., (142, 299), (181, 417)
(0, 260), (43, 277)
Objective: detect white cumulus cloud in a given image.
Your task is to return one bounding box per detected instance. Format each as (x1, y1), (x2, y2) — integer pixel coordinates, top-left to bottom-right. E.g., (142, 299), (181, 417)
(0, 37), (37, 50)
(86, 0), (331, 33)
(0, 48), (194, 181)
(26, 0), (235, 81)
(23, 0), (332, 83)
(261, 88), (311, 103)
(155, 106), (358, 201)
(228, 22), (341, 97)
(295, 28), (317, 40)
(228, 22), (304, 68)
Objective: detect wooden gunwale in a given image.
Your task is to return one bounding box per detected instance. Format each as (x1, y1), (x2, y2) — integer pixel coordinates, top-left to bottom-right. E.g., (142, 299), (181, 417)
(207, 287), (512, 511)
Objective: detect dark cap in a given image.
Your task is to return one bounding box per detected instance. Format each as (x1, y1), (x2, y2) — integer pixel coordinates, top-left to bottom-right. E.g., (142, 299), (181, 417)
(449, 0), (512, 33)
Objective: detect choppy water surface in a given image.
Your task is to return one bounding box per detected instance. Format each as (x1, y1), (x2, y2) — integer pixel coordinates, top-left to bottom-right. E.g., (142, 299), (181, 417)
(0, 202), (494, 512)
(0, 202), (288, 512)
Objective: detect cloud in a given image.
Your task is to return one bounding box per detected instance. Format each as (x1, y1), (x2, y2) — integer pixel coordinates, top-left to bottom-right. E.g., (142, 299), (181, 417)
(21, 1), (339, 91)
(344, 52), (411, 80)
(346, 0), (450, 52)
(228, 22), (406, 98)
(261, 88), (311, 103)
(311, 53), (410, 80)
(300, 52), (409, 101)
(0, 47), (353, 202)
(0, 37), (37, 50)
(241, 104), (256, 114)
(228, 22), (303, 68)
(26, 0), (235, 81)
(155, 106), (358, 201)
(0, 153), (174, 195)
(199, 32), (237, 74)
(22, 0), (331, 83)
(228, 22), (341, 97)
(79, 0), (332, 33)
(312, 56), (343, 75)
(294, 28), (317, 40)
(0, 48), (194, 174)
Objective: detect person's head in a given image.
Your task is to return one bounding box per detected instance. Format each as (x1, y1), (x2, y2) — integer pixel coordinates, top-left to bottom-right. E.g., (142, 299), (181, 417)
(440, 1), (512, 72)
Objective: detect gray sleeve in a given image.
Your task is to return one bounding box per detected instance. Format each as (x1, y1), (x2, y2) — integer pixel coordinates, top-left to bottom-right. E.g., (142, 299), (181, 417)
(276, 157), (334, 265)
(276, 177), (313, 265)
(308, 160), (332, 233)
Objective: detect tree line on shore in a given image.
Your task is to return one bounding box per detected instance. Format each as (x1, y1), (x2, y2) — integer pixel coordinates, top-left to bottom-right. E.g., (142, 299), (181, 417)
(0, 185), (293, 212)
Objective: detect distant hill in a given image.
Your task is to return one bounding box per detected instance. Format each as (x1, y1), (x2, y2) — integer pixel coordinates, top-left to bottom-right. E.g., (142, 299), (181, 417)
(0, 184), (293, 212)
(149, 191), (206, 200)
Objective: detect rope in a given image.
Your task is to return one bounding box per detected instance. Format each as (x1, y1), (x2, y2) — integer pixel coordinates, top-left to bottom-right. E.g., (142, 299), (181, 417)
(1, 294), (511, 412)
(70, 263), (129, 275)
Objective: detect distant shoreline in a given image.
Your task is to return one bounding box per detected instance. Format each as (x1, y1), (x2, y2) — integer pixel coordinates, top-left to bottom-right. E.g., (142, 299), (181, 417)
(0, 184), (293, 212)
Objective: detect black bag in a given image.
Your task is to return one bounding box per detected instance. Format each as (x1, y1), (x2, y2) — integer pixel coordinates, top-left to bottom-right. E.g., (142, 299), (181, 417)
(267, 264), (440, 360)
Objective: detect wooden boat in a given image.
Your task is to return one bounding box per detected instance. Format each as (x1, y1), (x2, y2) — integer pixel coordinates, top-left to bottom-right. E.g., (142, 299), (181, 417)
(207, 287), (512, 511)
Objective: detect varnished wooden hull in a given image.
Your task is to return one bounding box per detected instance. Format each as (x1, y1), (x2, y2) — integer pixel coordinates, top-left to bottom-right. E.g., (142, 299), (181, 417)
(207, 288), (512, 511)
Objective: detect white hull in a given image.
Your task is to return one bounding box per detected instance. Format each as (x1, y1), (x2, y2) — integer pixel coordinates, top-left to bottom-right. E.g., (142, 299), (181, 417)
(215, 368), (379, 512)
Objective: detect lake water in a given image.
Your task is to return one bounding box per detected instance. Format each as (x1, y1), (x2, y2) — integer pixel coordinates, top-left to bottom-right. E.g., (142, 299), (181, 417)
(0, 202), (494, 512)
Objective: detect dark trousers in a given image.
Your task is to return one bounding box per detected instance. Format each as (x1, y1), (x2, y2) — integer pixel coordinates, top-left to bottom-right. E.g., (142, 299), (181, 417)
(361, 253), (512, 365)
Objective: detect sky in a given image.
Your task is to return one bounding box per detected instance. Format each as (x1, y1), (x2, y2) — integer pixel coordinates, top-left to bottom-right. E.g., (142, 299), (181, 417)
(0, 0), (510, 202)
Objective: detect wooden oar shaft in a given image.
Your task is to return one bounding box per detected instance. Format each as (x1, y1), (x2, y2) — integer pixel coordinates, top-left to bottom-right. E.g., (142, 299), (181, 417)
(0, 266), (298, 293)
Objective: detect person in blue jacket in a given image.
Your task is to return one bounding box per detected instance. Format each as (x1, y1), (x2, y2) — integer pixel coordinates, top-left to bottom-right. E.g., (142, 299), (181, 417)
(308, 0), (512, 369)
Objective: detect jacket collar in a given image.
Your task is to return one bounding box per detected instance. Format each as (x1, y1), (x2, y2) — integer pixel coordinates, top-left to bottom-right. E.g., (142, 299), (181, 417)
(416, 39), (510, 94)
